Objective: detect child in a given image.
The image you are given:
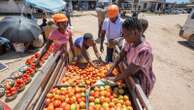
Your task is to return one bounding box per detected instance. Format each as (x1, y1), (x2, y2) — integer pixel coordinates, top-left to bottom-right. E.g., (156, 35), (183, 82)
(107, 17), (155, 96)
(47, 13), (75, 57)
(74, 33), (102, 67)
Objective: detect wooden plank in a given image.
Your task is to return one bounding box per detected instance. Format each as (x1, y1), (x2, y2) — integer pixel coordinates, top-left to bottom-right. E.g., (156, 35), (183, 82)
(13, 52), (60, 110)
(33, 57), (64, 110)
(125, 78), (142, 110)
(135, 84), (154, 110)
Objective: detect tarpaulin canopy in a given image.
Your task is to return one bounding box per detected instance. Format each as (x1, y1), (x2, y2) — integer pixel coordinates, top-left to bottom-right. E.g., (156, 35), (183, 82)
(25, 0), (66, 13)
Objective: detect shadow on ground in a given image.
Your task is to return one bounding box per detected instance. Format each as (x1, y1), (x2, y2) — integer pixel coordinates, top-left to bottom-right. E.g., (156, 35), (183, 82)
(0, 50), (37, 61)
(178, 41), (194, 51)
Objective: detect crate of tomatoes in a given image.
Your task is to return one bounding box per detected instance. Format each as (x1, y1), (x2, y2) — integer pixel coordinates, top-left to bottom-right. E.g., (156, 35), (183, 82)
(42, 85), (87, 110)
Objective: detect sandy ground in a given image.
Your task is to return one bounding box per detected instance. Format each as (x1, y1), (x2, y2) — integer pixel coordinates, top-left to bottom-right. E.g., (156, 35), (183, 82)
(0, 12), (194, 110)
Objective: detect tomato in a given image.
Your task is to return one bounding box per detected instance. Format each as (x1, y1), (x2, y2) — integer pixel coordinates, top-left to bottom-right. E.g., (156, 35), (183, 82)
(60, 102), (66, 108)
(45, 98), (51, 106)
(93, 91), (100, 98)
(6, 93), (11, 97)
(54, 94), (61, 100)
(5, 90), (10, 94)
(34, 52), (40, 58)
(46, 93), (53, 98)
(47, 103), (54, 110)
(125, 100), (131, 106)
(89, 106), (95, 110)
(77, 98), (82, 103)
(11, 90), (17, 94)
(100, 96), (105, 103)
(64, 104), (71, 110)
(81, 97), (85, 102)
(53, 100), (61, 107)
(89, 96), (95, 102)
(65, 97), (72, 104)
(55, 108), (63, 110)
(75, 93), (81, 99)
(11, 87), (17, 91)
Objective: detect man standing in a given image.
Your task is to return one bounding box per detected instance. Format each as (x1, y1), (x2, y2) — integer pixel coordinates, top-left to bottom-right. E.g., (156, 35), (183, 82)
(100, 4), (124, 63)
(64, 2), (72, 26)
(96, 1), (106, 42)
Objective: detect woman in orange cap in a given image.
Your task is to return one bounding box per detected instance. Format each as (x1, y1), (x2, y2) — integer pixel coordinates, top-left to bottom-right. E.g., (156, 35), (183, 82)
(100, 4), (124, 63)
(47, 13), (75, 58)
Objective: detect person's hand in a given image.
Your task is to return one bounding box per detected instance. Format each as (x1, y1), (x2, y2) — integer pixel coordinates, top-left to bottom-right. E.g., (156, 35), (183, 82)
(71, 57), (77, 64)
(113, 72), (127, 82)
(89, 61), (99, 69)
(72, 57), (77, 61)
(100, 45), (104, 53)
(106, 68), (113, 77)
(92, 63), (99, 69)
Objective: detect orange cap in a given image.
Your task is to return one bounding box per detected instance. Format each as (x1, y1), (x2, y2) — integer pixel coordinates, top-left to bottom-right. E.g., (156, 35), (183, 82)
(52, 13), (68, 23)
(107, 4), (119, 18)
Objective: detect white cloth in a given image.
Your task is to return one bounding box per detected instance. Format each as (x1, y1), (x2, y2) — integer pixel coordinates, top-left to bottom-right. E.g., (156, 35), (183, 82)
(102, 17), (124, 40)
(33, 35), (44, 48)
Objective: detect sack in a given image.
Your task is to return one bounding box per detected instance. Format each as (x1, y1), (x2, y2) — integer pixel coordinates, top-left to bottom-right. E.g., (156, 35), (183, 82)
(13, 43), (25, 53)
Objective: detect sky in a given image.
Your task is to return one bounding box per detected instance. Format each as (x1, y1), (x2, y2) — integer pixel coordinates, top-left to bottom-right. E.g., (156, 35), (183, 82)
(166, 0), (190, 3)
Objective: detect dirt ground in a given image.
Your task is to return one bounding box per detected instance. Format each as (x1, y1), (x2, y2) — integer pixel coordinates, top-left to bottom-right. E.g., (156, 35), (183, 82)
(0, 12), (194, 110)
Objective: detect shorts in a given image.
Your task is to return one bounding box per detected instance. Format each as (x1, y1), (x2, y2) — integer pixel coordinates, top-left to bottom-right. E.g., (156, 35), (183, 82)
(73, 46), (87, 63)
(107, 37), (123, 49)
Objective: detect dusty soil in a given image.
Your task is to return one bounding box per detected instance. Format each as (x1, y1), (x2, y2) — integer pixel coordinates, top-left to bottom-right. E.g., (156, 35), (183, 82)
(0, 12), (194, 110)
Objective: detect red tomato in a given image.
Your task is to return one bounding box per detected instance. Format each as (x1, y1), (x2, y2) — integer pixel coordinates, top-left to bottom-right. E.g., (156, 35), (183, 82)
(89, 96), (95, 102)
(89, 106), (95, 110)
(53, 100), (61, 107)
(65, 97), (72, 104)
(47, 103), (54, 110)
(60, 102), (66, 108)
(45, 98), (51, 106)
(55, 108), (63, 110)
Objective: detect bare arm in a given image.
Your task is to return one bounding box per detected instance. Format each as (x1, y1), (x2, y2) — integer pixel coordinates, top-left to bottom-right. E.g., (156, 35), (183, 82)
(80, 47), (95, 66)
(100, 30), (106, 52)
(114, 50), (151, 81)
(35, 40), (53, 66)
(107, 49), (126, 76)
(69, 34), (75, 58)
(93, 42), (103, 61)
(114, 63), (140, 81)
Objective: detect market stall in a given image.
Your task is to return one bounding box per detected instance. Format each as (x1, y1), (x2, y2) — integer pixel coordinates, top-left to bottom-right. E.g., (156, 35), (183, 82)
(32, 59), (153, 110)
(0, 45), (153, 110)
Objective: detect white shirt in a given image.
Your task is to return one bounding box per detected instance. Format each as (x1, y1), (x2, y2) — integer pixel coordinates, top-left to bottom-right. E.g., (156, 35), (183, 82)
(102, 17), (124, 40)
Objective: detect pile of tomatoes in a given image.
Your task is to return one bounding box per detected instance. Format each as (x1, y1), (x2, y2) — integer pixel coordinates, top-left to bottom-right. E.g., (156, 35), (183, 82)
(15, 79), (25, 92)
(89, 85), (133, 110)
(0, 45), (54, 101)
(39, 45), (54, 66)
(4, 79), (17, 98)
(44, 86), (86, 110)
(21, 74), (31, 85)
(61, 64), (119, 87)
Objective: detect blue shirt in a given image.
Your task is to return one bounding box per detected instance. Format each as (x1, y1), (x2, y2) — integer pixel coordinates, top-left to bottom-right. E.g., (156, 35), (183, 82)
(74, 36), (84, 48)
